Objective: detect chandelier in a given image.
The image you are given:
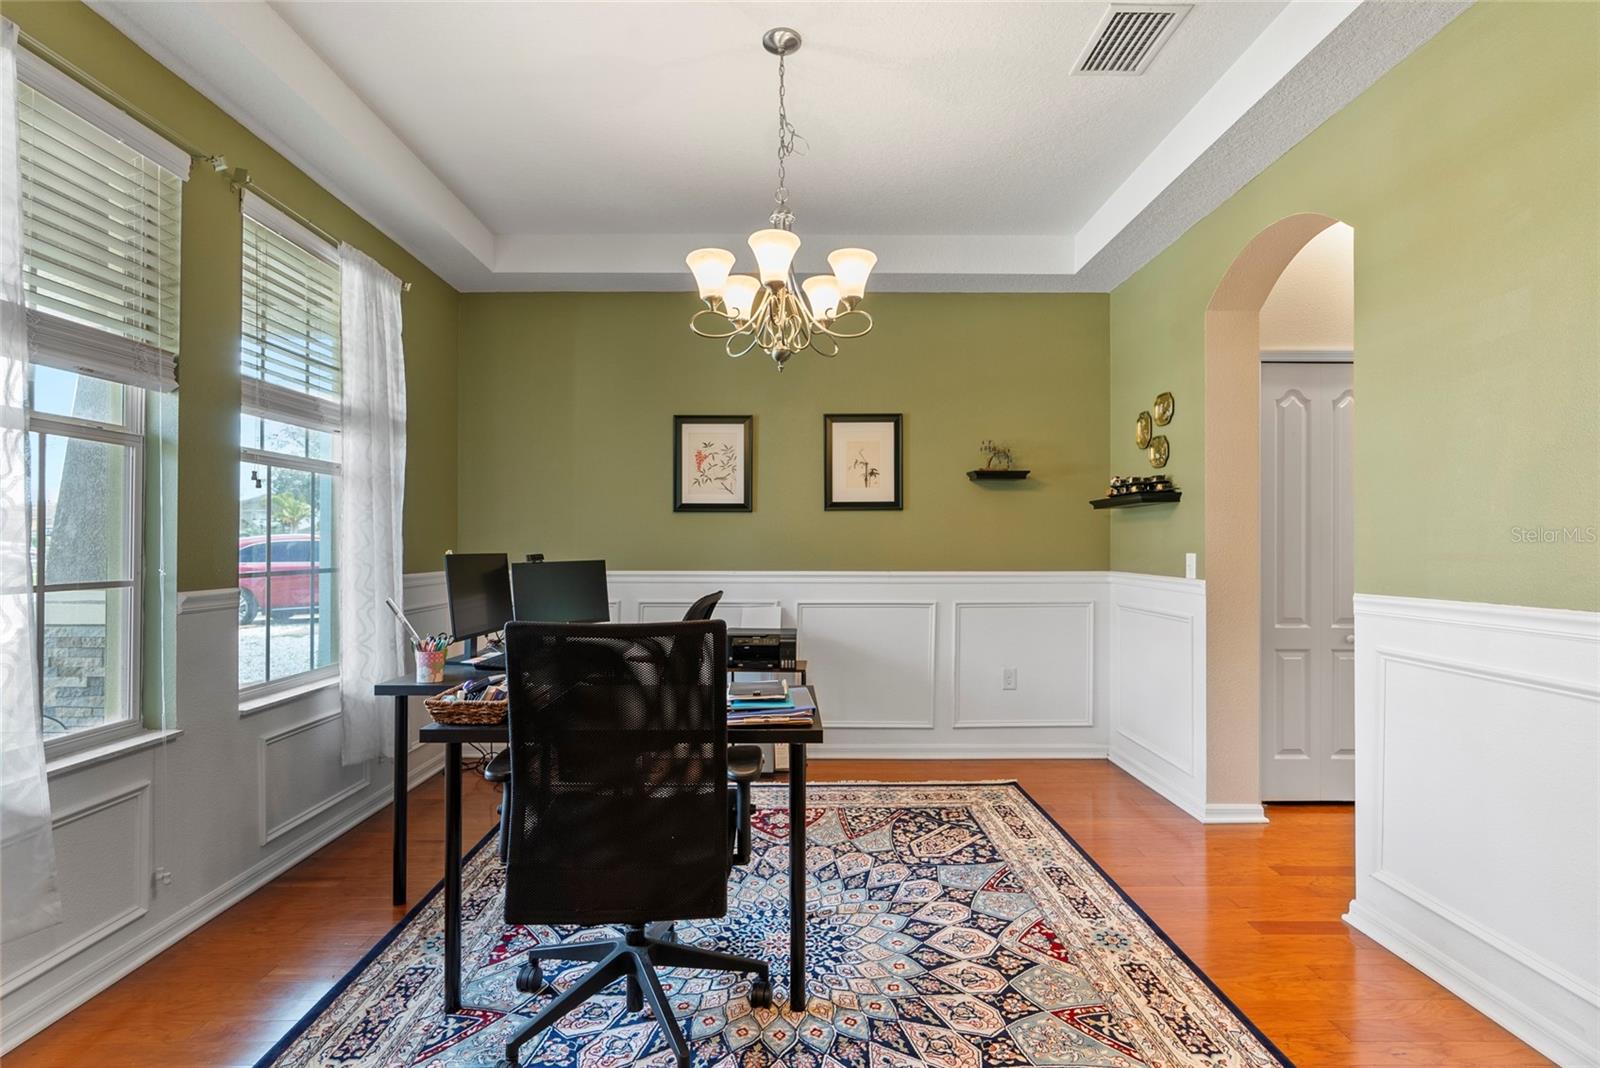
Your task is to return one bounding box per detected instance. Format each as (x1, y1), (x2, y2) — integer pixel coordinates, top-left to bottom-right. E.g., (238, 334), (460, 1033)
(685, 28), (877, 370)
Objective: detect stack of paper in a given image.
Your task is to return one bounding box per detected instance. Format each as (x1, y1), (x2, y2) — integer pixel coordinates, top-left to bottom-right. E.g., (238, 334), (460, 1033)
(728, 685), (816, 726)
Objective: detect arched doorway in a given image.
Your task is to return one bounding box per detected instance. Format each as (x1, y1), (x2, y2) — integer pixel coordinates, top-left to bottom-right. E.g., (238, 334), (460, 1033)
(1203, 212), (1351, 810)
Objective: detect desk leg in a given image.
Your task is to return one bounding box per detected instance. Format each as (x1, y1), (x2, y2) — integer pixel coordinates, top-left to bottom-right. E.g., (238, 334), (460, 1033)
(788, 742), (807, 1013)
(392, 696), (408, 906)
(444, 741), (463, 1013)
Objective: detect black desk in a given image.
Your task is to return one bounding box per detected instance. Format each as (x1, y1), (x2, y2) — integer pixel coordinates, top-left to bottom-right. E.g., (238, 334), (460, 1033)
(417, 710), (824, 1015)
(374, 665), (484, 907)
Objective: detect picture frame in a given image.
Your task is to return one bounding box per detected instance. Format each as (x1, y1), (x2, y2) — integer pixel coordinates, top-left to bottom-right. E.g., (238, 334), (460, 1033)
(674, 415), (753, 512)
(824, 414), (903, 510)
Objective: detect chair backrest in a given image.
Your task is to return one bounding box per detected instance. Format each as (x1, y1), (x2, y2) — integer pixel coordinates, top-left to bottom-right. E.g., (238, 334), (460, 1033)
(501, 620), (730, 927)
(682, 590), (723, 621)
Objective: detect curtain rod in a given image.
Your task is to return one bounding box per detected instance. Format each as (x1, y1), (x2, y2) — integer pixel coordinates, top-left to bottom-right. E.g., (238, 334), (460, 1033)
(229, 169), (414, 293)
(15, 27), (210, 163)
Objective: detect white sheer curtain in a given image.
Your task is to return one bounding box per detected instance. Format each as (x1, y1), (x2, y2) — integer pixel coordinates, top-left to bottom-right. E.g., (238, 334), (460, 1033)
(337, 244), (406, 765)
(0, 20), (62, 943)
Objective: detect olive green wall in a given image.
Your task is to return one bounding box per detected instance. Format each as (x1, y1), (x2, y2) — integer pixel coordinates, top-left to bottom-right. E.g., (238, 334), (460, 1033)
(1108, 2), (1599, 611)
(8, 3), (460, 589)
(456, 293), (1109, 570)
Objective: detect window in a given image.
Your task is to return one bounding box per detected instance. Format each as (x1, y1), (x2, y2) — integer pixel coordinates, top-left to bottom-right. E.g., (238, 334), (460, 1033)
(239, 201), (341, 693)
(16, 55), (186, 749)
(25, 368), (143, 742)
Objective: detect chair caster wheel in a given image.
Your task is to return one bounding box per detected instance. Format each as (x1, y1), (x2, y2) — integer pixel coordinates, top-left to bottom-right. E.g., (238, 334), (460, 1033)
(749, 978), (774, 1009)
(515, 960), (545, 993)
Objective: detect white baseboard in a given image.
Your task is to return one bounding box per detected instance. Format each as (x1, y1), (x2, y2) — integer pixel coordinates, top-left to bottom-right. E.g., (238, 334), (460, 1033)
(1345, 900), (1598, 1068)
(408, 751), (444, 789)
(0, 756), (442, 1055)
(1200, 803), (1268, 824)
(816, 744), (1110, 760)
(1107, 748), (1204, 820)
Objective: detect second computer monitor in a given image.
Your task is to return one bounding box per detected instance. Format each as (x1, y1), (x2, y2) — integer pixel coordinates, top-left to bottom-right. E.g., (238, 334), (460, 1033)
(511, 559), (610, 624)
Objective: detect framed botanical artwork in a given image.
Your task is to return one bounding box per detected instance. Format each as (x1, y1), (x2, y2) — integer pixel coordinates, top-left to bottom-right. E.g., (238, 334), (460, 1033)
(824, 414), (902, 510)
(674, 415), (753, 512)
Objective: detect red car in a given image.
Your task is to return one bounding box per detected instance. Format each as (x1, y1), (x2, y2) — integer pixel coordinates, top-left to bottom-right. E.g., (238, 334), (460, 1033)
(239, 534), (328, 625)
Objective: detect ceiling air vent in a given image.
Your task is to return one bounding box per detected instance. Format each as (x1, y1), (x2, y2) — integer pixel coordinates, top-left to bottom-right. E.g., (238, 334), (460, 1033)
(1075, 5), (1191, 75)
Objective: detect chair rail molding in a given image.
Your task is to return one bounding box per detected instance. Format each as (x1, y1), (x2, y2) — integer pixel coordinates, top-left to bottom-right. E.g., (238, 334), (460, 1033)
(1346, 592), (1600, 1067)
(175, 586), (240, 616)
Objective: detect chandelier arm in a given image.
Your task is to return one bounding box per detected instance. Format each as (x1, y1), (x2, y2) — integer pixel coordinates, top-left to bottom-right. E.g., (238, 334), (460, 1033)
(725, 327), (761, 359)
(816, 307), (874, 340)
(810, 331), (840, 358)
(690, 307), (743, 340)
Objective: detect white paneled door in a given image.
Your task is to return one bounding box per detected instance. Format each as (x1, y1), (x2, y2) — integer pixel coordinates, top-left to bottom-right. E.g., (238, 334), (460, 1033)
(1260, 361), (1355, 801)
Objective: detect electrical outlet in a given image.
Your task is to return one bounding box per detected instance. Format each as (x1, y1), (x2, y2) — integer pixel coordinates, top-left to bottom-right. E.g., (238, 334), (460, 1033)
(153, 867), (174, 890)
(1002, 667), (1018, 691)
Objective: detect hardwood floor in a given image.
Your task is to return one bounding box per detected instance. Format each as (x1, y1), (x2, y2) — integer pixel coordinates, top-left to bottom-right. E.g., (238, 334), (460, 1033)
(4, 759), (1549, 1067)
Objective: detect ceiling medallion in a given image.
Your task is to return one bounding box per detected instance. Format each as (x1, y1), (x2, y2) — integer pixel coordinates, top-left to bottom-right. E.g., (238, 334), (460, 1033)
(685, 28), (876, 371)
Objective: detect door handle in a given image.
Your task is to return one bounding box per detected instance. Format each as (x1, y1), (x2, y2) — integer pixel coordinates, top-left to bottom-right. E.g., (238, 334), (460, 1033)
(1344, 634), (1355, 644)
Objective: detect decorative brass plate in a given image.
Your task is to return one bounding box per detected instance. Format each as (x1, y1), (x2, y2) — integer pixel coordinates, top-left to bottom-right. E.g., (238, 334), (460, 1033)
(1153, 392), (1175, 426)
(1135, 411), (1153, 449)
(1147, 435), (1169, 469)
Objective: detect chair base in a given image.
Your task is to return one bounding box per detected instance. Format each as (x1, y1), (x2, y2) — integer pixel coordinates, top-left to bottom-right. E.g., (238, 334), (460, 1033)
(502, 923), (770, 1067)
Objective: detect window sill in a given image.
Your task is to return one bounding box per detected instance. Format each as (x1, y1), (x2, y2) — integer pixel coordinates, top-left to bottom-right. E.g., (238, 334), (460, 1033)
(240, 672), (341, 718)
(46, 728), (183, 778)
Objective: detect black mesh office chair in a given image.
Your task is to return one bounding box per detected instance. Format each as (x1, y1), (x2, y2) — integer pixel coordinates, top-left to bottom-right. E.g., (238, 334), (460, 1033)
(681, 591), (764, 794)
(497, 620), (771, 1067)
(485, 592), (756, 858)
(682, 591), (723, 621)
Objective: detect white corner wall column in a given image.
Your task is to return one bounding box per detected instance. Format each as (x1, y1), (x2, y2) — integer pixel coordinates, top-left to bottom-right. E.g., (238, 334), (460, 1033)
(1344, 593), (1600, 1067)
(0, 572), (450, 1053)
(1103, 572), (1217, 821)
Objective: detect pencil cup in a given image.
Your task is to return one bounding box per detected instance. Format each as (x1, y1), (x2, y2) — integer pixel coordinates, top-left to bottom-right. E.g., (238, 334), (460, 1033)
(415, 646), (446, 683)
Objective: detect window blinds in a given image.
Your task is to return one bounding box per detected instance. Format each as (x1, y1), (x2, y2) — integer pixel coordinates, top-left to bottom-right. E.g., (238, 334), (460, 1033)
(240, 200), (342, 431)
(16, 74), (183, 392)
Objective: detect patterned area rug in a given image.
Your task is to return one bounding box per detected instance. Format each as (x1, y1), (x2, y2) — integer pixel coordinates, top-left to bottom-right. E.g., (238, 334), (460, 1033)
(259, 783), (1290, 1067)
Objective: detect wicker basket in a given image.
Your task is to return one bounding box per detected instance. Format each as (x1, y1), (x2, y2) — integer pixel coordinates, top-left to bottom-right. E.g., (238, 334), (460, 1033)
(424, 681), (507, 725)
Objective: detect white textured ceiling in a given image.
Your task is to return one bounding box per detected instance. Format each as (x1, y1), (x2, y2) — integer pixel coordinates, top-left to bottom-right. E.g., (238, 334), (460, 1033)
(270, 1), (1283, 238)
(90, 1), (1464, 292)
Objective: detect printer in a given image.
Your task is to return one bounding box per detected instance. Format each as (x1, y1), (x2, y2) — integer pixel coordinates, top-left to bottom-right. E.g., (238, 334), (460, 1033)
(727, 627), (798, 671)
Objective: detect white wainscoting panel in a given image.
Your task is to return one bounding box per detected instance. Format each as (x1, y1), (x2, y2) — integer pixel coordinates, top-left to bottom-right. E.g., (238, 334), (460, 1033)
(1346, 594), (1600, 1067)
(605, 572), (1116, 757)
(0, 572), (449, 1053)
(953, 602), (1093, 729)
(258, 710), (372, 845)
(1106, 574), (1209, 821)
(795, 601), (938, 729)
(1, 781), (151, 989)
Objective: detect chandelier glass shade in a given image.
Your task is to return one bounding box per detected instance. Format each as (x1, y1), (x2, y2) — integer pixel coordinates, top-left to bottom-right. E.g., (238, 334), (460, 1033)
(686, 28), (876, 370)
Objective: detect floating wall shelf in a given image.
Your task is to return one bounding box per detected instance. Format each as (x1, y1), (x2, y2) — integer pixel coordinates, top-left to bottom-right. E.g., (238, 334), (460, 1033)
(1089, 490), (1181, 508)
(967, 469), (1030, 481)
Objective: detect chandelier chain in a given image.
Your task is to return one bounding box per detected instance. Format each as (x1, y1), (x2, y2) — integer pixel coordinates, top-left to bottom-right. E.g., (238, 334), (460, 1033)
(773, 52), (803, 228)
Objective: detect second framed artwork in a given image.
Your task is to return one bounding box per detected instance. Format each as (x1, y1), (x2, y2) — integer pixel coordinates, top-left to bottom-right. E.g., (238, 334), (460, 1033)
(674, 415), (753, 512)
(824, 413), (903, 510)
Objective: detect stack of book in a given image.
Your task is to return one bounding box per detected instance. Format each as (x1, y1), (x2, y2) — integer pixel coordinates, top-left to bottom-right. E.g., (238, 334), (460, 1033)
(728, 680), (816, 727)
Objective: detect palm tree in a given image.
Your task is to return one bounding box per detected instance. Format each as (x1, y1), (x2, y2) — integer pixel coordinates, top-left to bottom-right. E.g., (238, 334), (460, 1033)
(273, 492), (311, 532)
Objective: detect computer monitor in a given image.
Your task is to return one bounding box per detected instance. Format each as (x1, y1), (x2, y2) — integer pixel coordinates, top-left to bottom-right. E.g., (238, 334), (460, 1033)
(444, 552), (513, 641)
(511, 559), (610, 624)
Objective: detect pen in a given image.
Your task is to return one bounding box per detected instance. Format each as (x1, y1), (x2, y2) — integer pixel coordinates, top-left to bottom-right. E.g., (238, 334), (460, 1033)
(385, 597), (424, 647)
